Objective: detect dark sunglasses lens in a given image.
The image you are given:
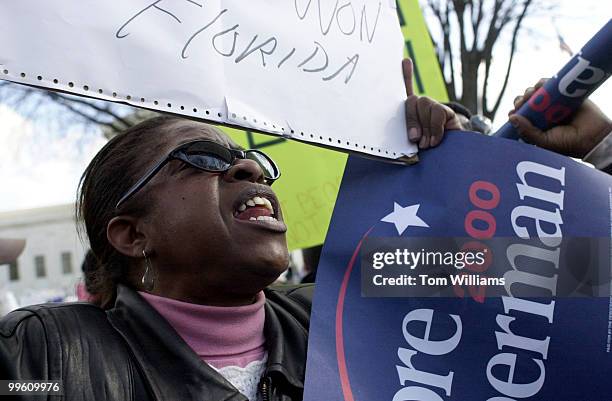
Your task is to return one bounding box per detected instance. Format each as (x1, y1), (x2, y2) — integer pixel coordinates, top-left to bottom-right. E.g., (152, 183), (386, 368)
(182, 142), (232, 171)
(246, 151), (279, 179)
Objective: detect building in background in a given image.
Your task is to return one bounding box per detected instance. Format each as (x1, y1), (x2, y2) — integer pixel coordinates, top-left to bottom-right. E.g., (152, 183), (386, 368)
(0, 204), (87, 307)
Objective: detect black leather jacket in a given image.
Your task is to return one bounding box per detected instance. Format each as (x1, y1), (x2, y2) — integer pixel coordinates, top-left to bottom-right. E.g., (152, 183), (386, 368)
(0, 284), (313, 401)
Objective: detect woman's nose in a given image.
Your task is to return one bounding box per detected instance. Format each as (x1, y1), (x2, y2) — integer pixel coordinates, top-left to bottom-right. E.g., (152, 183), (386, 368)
(222, 158), (265, 184)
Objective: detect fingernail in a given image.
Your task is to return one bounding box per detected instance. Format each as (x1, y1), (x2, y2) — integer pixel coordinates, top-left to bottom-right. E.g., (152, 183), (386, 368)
(408, 127), (419, 141)
(419, 136), (429, 149)
(510, 118), (519, 128)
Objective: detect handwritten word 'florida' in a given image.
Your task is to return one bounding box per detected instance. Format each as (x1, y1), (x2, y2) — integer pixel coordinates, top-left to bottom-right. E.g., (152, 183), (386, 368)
(115, 1), (362, 84)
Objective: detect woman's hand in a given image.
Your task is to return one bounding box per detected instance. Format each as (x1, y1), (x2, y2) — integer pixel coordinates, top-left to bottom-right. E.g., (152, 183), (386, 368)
(508, 78), (612, 158)
(402, 58), (462, 149)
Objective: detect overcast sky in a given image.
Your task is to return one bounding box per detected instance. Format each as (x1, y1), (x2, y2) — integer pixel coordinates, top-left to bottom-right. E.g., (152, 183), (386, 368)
(0, 1), (610, 212)
(0, 106), (106, 212)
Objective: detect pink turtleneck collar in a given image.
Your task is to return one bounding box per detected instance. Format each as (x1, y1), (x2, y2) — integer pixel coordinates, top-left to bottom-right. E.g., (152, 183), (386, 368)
(139, 291), (267, 369)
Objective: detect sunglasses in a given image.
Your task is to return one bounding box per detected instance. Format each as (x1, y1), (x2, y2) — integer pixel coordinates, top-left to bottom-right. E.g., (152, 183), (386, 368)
(115, 140), (280, 209)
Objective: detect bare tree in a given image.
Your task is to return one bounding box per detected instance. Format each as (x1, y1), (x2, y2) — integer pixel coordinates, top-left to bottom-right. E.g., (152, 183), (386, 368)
(0, 80), (148, 137)
(425, 0), (549, 120)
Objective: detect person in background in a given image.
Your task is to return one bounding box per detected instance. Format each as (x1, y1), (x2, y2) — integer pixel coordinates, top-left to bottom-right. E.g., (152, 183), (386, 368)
(299, 245), (322, 284)
(0, 238), (25, 266)
(75, 249), (101, 303)
(0, 238), (25, 316)
(445, 102), (493, 135)
(583, 133), (612, 175)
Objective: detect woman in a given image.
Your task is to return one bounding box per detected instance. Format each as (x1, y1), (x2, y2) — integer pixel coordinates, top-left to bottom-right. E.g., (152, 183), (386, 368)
(1, 58), (608, 399)
(0, 61), (462, 400)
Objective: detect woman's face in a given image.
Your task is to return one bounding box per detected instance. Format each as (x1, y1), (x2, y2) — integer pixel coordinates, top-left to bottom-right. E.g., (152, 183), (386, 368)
(134, 120), (289, 304)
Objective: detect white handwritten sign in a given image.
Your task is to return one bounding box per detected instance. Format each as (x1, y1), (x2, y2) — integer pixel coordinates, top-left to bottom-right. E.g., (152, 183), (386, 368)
(0, 0), (415, 158)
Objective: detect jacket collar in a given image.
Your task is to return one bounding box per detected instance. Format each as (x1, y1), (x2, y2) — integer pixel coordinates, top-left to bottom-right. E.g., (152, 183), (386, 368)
(106, 285), (307, 400)
(263, 294), (309, 392)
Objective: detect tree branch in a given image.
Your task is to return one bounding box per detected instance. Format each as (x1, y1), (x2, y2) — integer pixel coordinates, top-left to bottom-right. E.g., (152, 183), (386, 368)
(452, 0), (468, 55)
(444, 3), (457, 100)
(47, 92), (131, 128)
(428, 0), (457, 100)
(471, 0), (484, 49)
(480, 0), (518, 115)
(487, 0), (533, 118)
(482, 57), (493, 114)
(47, 93), (122, 131)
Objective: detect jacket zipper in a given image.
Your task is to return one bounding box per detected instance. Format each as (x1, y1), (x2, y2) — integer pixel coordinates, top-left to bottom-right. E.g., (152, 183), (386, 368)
(258, 376), (272, 401)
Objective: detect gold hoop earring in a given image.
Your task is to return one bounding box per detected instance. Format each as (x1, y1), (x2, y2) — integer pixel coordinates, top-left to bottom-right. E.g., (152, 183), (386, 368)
(141, 250), (155, 291)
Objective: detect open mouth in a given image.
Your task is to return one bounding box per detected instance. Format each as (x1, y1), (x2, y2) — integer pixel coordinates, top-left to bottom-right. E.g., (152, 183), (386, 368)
(233, 192), (280, 223)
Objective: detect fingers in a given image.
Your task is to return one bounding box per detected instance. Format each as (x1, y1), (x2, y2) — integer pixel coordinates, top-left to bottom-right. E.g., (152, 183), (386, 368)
(405, 95), (421, 143)
(406, 96), (458, 149)
(416, 97), (433, 148)
(509, 115), (549, 147)
(402, 58), (414, 97)
(534, 78), (547, 88)
(429, 105), (446, 147)
(512, 86), (535, 111)
(403, 78), (462, 149)
(509, 78), (549, 115)
(403, 58), (421, 144)
(442, 104), (463, 131)
(513, 94), (528, 109)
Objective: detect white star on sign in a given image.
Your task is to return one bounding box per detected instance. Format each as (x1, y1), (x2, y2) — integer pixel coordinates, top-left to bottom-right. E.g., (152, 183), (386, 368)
(381, 202), (429, 235)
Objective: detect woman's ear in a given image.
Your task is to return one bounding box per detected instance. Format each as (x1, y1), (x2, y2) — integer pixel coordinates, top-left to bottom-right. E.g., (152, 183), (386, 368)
(107, 215), (147, 257)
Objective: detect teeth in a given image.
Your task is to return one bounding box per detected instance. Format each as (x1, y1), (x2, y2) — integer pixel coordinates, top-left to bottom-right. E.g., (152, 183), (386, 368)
(262, 198), (273, 213)
(237, 196), (275, 215)
(256, 215), (277, 222)
(249, 217), (257, 221)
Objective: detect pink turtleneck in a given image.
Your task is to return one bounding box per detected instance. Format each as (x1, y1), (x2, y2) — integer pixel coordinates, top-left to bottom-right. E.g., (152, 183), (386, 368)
(139, 291), (267, 369)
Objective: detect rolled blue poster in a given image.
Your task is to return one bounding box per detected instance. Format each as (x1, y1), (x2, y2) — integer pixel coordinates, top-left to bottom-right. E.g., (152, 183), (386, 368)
(495, 19), (612, 140)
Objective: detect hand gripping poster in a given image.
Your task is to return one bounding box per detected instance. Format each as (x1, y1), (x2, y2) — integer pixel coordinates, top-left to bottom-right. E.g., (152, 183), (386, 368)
(304, 132), (612, 401)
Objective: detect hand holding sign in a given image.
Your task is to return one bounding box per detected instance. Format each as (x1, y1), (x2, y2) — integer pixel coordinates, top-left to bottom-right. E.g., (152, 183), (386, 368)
(402, 58), (462, 149)
(495, 20), (611, 141)
(508, 78), (612, 158)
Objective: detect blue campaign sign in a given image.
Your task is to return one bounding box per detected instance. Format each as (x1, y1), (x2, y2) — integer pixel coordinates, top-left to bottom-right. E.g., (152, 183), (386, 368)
(304, 132), (612, 401)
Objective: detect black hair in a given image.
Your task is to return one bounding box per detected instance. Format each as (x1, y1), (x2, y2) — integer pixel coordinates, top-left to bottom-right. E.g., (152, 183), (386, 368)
(77, 116), (186, 308)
